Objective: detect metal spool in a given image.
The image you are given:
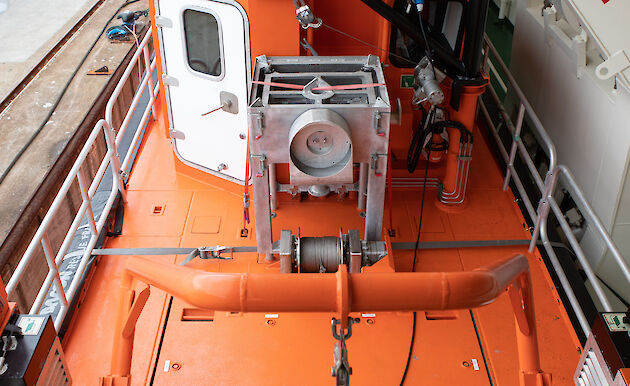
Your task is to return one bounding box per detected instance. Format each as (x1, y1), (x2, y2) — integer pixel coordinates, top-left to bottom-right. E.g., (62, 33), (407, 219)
(289, 109), (352, 178)
(299, 236), (344, 273)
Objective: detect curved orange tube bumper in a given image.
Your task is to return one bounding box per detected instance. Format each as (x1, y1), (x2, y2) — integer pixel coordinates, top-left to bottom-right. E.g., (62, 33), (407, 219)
(125, 254), (529, 313)
(106, 254), (550, 386)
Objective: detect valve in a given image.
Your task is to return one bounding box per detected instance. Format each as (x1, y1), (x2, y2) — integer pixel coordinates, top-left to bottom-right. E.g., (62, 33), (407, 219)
(413, 57), (444, 106)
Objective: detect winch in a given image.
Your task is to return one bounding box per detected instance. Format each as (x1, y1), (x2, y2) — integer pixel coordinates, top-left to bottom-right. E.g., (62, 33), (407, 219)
(278, 229), (387, 273)
(248, 55), (391, 259)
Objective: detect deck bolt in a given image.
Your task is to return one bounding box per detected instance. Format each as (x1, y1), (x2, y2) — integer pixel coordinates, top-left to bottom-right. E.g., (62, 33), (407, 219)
(171, 363), (181, 371)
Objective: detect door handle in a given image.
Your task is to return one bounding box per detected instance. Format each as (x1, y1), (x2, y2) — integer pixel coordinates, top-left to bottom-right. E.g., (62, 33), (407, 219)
(201, 91), (239, 116)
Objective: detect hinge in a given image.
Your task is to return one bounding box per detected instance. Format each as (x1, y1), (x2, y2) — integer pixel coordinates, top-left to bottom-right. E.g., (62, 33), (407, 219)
(162, 74), (179, 87)
(250, 111), (265, 140)
(155, 16), (173, 28)
(370, 153), (387, 177)
(251, 154), (267, 177)
(169, 128), (185, 140)
(596, 50), (630, 80)
(373, 111), (385, 137)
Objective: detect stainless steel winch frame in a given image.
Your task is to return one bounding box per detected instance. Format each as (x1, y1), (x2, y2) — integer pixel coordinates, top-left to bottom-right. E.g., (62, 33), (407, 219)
(247, 55), (391, 259)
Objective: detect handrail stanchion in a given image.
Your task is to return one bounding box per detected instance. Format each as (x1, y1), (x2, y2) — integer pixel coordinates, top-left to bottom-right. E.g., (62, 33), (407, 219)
(482, 32), (629, 336)
(502, 103), (525, 191)
(549, 197), (613, 310)
(143, 45), (156, 121)
(77, 166), (98, 236)
(102, 121), (127, 203)
(6, 29), (158, 329)
(40, 231), (68, 308)
(528, 170), (555, 252)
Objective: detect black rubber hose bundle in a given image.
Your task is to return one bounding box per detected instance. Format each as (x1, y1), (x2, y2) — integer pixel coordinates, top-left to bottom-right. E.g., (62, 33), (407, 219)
(406, 109), (473, 174)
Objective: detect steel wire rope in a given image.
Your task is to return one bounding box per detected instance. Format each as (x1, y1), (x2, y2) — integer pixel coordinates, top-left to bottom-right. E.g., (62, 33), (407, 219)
(0, 0), (143, 186)
(401, 5), (439, 383)
(400, 129), (433, 386)
(320, 23), (417, 66)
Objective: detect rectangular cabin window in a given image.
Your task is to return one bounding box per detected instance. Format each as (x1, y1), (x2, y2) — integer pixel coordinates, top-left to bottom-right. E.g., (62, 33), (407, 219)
(183, 9), (222, 77)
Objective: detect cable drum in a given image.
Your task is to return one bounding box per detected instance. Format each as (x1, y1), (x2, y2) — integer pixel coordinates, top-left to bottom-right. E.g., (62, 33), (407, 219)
(299, 236), (344, 273)
(289, 109), (352, 178)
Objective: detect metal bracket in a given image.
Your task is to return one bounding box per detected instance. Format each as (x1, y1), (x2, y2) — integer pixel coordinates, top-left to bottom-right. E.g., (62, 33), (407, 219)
(179, 246), (236, 265)
(390, 98), (402, 126)
(373, 111), (385, 137)
(370, 153), (387, 177)
(250, 111), (265, 140)
(251, 154), (267, 178)
(155, 16), (172, 28)
(201, 91), (239, 116)
(363, 54), (379, 71)
(162, 74), (179, 87)
(543, 6), (586, 77)
(596, 50), (630, 80)
(348, 229), (362, 273)
(169, 128), (185, 140)
(255, 55), (271, 73)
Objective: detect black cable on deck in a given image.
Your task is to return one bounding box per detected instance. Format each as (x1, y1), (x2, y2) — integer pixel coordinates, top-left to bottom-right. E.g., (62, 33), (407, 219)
(0, 0), (141, 186)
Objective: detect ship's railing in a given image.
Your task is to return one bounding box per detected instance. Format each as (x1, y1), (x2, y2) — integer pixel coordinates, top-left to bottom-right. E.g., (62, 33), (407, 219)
(5, 29), (159, 330)
(480, 35), (630, 337)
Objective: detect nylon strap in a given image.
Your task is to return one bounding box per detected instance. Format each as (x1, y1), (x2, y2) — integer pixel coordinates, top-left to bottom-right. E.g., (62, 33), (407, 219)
(92, 239), (531, 256)
(390, 239), (531, 250)
(92, 246), (258, 255)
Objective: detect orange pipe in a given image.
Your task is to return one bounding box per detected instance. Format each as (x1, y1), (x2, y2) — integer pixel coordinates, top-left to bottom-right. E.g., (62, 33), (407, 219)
(513, 272), (552, 386)
(108, 272), (134, 381)
(125, 254), (527, 313)
(109, 254), (547, 384)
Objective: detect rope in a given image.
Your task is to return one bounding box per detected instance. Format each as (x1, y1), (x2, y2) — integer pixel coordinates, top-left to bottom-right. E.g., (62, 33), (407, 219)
(242, 136), (251, 231)
(251, 80), (385, 91)
(320, 23), (417, 66)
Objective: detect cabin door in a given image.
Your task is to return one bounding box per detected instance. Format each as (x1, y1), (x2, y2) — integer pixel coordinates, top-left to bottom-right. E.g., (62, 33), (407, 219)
(157, 0), (250, 182)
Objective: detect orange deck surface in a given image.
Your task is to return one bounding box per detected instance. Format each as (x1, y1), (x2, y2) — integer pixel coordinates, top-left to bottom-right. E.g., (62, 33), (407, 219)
(62, 99), (581, 385)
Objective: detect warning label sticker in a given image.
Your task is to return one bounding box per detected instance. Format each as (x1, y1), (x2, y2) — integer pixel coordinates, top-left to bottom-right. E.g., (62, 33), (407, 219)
(603, 313), (629, 331)
(18, 316), (45, 336)
(401, 74), (415, 88)
(602, 0), (610, 4)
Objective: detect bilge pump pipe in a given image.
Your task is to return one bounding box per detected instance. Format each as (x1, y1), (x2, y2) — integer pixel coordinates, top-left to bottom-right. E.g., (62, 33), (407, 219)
(106, 254), (550, 385)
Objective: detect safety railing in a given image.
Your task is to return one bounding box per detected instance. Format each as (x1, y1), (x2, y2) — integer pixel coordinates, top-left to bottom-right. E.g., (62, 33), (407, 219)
(6, 29), (159, 330)
(480, 35), (630, 337)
